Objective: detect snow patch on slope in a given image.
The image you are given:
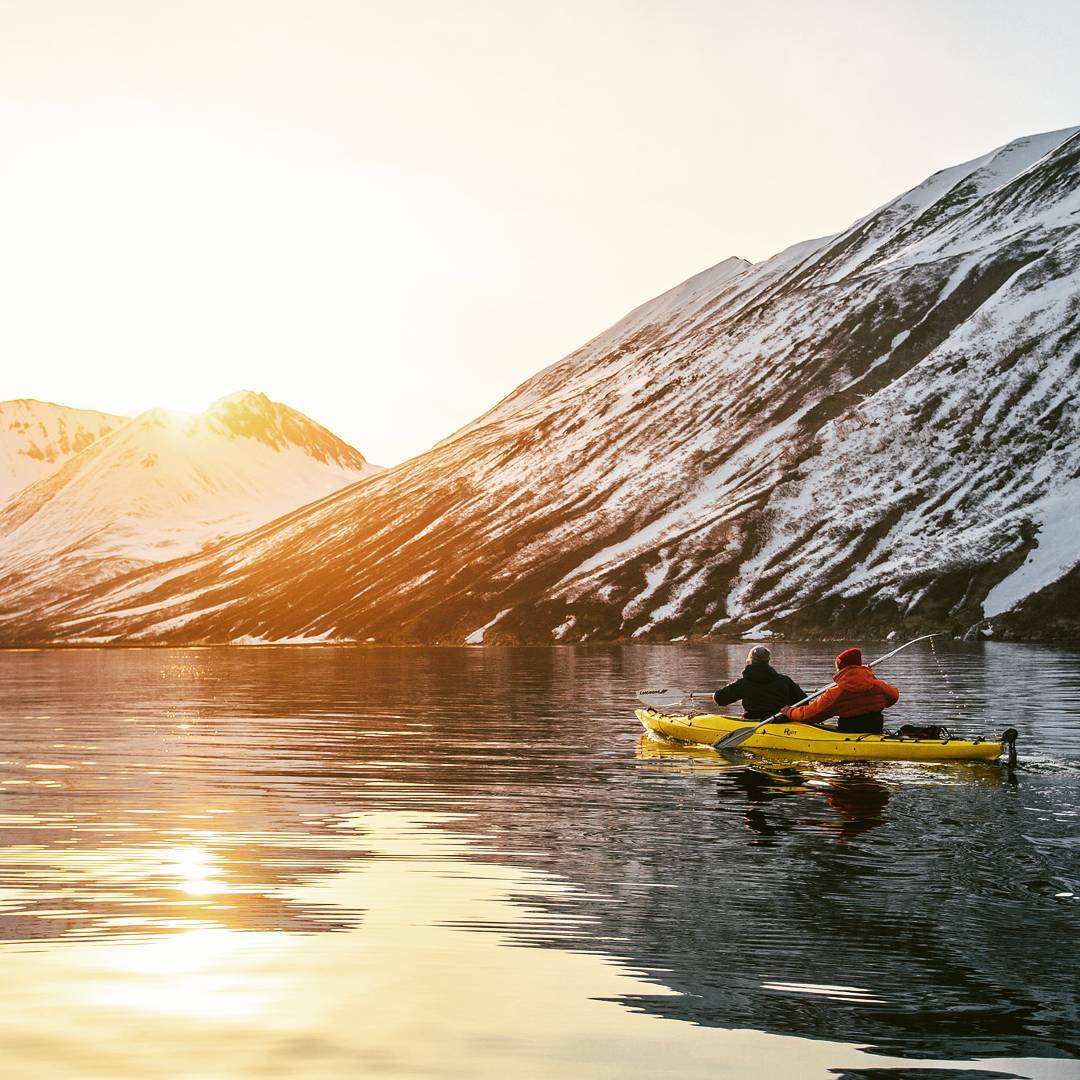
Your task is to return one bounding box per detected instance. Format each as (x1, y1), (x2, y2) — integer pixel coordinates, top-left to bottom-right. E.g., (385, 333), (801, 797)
(464, 609), (511, 645)
(982, 478), (1080, 617)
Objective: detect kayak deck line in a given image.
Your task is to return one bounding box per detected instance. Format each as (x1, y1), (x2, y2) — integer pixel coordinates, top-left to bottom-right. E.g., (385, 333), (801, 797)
(635, 708), (1014, 763)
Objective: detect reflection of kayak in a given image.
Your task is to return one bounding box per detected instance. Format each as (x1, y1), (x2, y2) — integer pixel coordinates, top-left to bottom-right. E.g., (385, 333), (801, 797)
(635, 708), (1008, 762)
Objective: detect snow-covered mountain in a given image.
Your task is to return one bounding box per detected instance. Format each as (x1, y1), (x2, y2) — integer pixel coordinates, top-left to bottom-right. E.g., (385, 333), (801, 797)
(9, 126), (1080, 644)
(0, 391), (379, 631)
(0, 399), (121, 504)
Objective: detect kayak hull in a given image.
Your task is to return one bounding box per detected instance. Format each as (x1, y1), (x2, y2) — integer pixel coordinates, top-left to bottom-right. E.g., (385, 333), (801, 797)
(636, 708), (1004, 762)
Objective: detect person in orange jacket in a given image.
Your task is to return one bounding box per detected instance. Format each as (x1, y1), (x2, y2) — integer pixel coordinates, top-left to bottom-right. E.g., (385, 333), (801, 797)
(780, 647), (899, 734)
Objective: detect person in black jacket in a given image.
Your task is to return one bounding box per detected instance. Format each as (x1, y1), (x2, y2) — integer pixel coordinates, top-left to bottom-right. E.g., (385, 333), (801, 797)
(712, 646), (806, 719)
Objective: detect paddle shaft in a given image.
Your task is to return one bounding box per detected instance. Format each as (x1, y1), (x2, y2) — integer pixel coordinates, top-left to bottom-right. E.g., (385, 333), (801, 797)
(637, 689), (717, 708)
(711, 632), (941, 751)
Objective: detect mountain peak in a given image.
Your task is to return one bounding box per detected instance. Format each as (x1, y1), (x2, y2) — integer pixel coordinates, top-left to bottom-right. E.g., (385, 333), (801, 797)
(134, 406), (197, 428)
(206, 389), (272, 414)
(203, 390), (370, 469)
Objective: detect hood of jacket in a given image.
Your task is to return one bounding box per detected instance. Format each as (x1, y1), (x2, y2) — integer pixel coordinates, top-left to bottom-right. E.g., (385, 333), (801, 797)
(833, 665), (879, 690)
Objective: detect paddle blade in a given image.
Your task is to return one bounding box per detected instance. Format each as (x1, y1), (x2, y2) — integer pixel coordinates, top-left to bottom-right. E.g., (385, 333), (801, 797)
(637, 688), (689, 709)
(711, 724), (759, 752)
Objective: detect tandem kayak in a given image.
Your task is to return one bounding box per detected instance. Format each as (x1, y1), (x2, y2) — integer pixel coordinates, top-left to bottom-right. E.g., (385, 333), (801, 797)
(636, 707), (1013, 763)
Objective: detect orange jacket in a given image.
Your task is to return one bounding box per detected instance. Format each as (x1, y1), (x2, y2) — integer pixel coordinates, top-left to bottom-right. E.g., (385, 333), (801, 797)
(782, 665), (899, 724)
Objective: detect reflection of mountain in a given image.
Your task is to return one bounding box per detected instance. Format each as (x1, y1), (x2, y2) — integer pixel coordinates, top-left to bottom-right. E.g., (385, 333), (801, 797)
(496, 751), (1077, 1061)
(22, 127), (1080, 646)
(0, 391), (379, 637)
(0, 659), (371, 942)
(0, 833), (365, 945)
(602, 754), (1065, 1060)
(1, 645), (1075, 1064)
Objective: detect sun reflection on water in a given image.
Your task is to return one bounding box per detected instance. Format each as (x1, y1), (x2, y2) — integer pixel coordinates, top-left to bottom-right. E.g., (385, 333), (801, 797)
(162, 846), (221, 897)
(90, 928), (275, 1020)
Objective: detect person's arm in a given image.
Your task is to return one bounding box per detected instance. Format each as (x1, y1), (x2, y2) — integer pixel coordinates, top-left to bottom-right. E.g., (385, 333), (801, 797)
(782, 683), (841, 724)
(712, 678), (745, 707)
(876, 678), (900, 706)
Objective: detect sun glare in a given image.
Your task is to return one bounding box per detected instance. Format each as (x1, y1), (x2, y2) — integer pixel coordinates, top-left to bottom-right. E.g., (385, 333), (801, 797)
(162, 845), (221, 897)
(0, 103), (496, 457)
(92, 928), (273, 1020)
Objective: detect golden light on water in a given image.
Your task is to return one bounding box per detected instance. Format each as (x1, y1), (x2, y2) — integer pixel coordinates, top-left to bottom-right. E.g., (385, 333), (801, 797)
(162, 846), (220, 897)
(90, 929), (272, 1021)
(0, 809), (1057, 1078)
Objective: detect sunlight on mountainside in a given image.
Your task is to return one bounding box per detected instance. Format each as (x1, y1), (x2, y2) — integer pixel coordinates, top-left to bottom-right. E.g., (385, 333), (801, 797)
(154, 409), (198, 427)
(0, 391), (379, 632)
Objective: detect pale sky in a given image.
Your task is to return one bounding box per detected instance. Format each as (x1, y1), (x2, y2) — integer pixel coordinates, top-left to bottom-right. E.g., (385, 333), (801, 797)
(1, 0), (1078, 464)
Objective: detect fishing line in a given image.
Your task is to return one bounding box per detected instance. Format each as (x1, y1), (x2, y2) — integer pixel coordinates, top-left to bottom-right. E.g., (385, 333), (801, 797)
(927, 635), (993, 734)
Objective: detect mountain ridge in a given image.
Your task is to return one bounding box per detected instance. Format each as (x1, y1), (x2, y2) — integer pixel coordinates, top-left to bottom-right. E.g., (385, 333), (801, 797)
(4, 125), (1079, 645)
(0, 391), (380, 632)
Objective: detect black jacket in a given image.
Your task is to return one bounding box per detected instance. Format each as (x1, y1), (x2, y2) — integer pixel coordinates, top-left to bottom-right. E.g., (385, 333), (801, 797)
(713, 664), (807, 720)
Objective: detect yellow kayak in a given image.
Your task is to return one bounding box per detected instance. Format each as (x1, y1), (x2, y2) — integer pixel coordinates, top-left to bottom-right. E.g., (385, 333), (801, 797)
(636, 708), (1008, 762)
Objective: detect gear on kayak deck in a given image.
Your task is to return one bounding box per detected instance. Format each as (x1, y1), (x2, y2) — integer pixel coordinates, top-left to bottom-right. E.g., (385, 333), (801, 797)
(894, 724), (954, 740)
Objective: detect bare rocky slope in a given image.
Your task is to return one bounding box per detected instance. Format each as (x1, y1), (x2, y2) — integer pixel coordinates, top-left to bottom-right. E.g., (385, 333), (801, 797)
(7, 126), (1080, 645)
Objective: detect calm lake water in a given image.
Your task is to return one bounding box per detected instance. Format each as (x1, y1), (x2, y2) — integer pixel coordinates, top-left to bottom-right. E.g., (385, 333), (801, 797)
(0, 642), (1077, 1079)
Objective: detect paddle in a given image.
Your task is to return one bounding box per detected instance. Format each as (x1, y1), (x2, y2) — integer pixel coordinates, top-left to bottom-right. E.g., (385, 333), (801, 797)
(710, 632), (943, 752)
(637, 688), (718, 710)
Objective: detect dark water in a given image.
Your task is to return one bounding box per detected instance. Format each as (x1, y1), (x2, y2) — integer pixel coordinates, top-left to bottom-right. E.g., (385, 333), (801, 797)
(0, 643), (1077, 1079)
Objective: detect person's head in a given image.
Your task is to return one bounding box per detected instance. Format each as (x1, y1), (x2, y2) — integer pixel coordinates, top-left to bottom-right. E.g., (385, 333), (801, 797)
(835, 647), (862, 671)
(746, 645), (771, 666)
